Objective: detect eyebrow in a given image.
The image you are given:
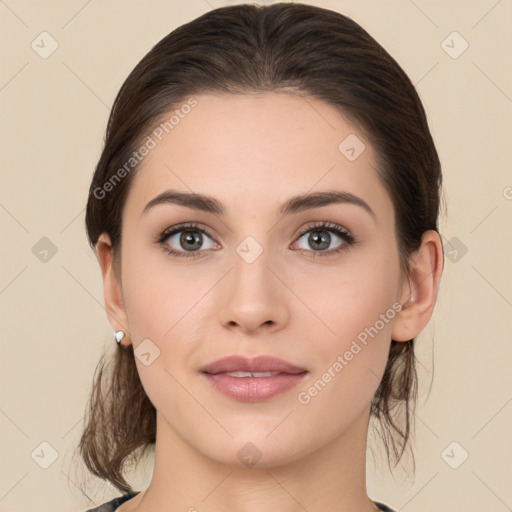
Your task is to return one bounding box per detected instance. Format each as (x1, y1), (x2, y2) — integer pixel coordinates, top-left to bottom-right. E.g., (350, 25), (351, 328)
(141, 189), (376, 221)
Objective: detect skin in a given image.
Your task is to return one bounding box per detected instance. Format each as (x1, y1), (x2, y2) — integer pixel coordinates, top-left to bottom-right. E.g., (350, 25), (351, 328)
(96, 91), (443, 512)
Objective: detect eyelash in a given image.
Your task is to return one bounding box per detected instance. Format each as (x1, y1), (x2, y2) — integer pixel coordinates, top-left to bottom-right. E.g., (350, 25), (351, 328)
(155, 221), (356, 259)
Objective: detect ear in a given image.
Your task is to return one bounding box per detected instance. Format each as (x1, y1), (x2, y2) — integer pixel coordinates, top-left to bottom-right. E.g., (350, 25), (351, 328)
(392, 230), (444, 342)
(95, 232), (130, 345)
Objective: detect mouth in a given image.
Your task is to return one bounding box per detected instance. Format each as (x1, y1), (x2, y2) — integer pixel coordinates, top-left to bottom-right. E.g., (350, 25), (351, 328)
(200, 354), (308, 402)
(200, 354), (307, 375)
(217, 371), (284, 378)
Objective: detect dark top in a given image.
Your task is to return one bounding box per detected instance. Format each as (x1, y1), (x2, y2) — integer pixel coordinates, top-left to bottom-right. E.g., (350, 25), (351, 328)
(83, 491), (140, 512)
(83, 491), (396, 511)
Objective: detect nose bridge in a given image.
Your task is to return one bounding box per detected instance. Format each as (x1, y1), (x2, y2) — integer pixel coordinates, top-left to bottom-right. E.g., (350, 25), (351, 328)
(232, 232), (277, 303)
(218, 229), (288, 332)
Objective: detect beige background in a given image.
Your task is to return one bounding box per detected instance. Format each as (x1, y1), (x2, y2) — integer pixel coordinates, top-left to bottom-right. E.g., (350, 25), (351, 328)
(1, 0), (511, 511)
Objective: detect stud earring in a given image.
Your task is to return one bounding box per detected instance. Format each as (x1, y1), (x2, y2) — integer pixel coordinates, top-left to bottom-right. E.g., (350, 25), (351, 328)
(115, 330), (125, 345)
(402, 295), (415, 308)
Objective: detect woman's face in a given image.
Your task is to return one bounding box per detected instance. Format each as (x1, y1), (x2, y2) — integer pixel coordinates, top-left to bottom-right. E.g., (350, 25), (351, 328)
(113, 91), (410, 466)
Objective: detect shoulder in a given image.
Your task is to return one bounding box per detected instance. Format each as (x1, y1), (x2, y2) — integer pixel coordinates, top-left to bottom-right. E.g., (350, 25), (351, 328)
(81, 493), (393, 512)
(373, 501), (396, 512)
(81, 491), (141, 512)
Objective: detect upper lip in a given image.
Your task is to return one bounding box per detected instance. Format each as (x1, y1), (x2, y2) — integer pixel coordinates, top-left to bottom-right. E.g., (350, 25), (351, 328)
(200, 355), (307, 374)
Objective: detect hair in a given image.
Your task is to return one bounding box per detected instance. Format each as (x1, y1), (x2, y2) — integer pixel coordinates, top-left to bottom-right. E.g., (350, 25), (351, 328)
(76, 1), (443, 495)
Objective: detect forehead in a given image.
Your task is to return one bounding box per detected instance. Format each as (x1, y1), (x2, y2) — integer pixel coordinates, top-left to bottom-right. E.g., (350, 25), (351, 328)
(123, 91), (392, 222)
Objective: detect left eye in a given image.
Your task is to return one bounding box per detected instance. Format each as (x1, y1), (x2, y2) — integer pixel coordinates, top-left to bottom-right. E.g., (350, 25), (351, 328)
(292, 223), (353, 254)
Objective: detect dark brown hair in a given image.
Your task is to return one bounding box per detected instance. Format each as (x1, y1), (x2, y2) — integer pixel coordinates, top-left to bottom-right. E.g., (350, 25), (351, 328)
(76, 2), (443, 494)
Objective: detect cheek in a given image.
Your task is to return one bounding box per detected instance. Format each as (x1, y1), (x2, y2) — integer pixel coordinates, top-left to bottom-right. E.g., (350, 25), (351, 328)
(121, 240), (196, 339)
(120, 243), (211, 396)
(120, 245), (204, 412)
(295, 299), (396, 437)
(294, 246), (400, 411)
(302, 242), (400, 344)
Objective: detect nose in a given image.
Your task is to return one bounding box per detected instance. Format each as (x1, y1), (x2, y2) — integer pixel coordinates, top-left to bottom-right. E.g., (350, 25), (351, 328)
(217, 244), (290, 334)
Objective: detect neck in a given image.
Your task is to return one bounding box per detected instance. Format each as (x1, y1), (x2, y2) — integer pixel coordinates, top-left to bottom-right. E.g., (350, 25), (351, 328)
(126, 403), (380, 512)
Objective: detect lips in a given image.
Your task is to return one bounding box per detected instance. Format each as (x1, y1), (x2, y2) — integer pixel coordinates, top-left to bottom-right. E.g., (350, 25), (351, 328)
(200, 355), (309, 401)
(200, 354), (307, 375)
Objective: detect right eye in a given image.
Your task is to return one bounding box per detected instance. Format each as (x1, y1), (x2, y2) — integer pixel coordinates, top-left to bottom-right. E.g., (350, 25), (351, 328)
(156, 223), (219, 258)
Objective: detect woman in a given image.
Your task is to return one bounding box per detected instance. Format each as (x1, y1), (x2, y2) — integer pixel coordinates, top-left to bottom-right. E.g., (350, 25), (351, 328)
(75, 3), (444, 511)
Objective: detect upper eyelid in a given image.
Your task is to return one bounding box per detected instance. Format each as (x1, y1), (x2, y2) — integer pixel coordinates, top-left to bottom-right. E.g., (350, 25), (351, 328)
(158, 221), (352, 245)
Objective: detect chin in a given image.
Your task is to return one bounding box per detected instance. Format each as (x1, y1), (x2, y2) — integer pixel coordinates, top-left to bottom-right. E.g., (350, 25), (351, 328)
(198, 432), (309, 470)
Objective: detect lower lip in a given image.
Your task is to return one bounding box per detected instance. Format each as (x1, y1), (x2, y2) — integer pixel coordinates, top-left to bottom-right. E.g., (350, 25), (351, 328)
(202, 372), (308, 402)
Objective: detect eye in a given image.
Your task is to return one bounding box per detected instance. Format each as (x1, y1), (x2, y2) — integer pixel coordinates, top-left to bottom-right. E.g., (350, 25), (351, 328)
(155, 221), (356, 259)
(156, 223), (218, 258)
(291, 221), (355, 257)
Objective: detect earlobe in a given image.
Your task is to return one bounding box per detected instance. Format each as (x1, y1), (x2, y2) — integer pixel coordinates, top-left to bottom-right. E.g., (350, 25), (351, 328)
(391, 230), (444, 342)
(95, 233), (130, 343)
